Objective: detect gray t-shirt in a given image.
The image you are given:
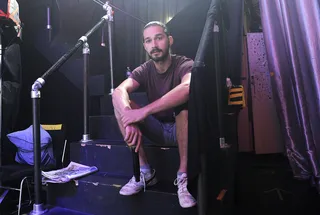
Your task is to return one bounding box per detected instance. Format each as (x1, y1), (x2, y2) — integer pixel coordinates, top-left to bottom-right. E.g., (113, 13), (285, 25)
(130, 55), (193, 122)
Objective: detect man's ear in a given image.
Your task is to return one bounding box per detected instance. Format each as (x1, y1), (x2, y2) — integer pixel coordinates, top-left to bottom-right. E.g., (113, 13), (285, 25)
(169, 36), (174, 46)
(143, 42), (147, 51)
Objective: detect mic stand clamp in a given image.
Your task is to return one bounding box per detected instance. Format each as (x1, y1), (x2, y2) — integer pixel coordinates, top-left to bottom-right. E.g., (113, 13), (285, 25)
(103, 2), (114, 22)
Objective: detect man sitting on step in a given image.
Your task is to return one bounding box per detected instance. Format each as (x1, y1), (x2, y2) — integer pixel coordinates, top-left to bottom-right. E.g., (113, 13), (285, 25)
(112, 21), (196, 208)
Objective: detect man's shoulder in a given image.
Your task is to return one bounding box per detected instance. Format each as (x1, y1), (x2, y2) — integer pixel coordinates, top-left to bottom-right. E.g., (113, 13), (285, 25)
(172, 55), (194, 68)
(132, 59), (153, 74)
(173, 55), (193, 64)
(135, 59), (154, 71)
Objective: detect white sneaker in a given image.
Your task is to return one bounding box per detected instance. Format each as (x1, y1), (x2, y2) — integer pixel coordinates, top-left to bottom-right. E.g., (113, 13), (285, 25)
(174, 173), (197, 208)
(119, 169), (158, 196)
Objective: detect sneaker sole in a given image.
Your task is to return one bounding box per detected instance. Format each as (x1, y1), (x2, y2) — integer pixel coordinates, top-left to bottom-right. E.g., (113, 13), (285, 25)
(119, 176), (158, 196)
(180, 201), (197, 208)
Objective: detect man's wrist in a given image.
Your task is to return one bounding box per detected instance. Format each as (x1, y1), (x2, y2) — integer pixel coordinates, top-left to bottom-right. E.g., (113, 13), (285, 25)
(123, 106), (131, 111)
(142, 105), (151, 117)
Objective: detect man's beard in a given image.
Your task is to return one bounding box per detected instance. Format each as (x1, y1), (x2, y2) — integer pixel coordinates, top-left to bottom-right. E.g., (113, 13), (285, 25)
(148, 45), (170, 62)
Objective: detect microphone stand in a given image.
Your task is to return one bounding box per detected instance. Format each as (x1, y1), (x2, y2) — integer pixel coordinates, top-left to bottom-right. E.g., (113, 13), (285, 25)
(92, 0), (143, 182)
(93, 0), (147, 95)
(104, 2), (140, 182)
(29, 13), (109, 215)
(104, 2), (115, 95)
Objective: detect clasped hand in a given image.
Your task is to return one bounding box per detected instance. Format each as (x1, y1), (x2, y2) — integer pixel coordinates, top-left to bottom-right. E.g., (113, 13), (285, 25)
(124, 124), (142, 152)
(121, 108), (148, 152)
(121, 108), (148, 127)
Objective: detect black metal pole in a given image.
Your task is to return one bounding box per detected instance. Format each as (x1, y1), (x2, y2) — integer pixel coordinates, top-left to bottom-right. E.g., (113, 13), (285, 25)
(32, 98), (41, 204)
(30, 15), (108, 215)
(81, 43), (91, 142)
(30, 90), (46, 215)
(191, 1), (219, 215)
(213, 21), (227, 149)
(131, 147), (140, 182)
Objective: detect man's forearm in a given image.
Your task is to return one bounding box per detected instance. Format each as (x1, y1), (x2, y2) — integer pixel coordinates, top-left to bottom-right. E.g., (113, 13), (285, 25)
(144, 83), (189, 116)
(112, 88), (132, 115)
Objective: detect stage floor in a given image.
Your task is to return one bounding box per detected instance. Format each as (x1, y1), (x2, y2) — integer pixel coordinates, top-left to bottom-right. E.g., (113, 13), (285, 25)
(1, 153), (319, 215)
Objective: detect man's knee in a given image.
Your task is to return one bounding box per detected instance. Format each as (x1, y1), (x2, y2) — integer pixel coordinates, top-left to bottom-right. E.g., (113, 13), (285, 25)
(113, 108), (121, 121)
(113, 100), (141, 122)
(176, 109), (188, 121)
(174, 102), (188, 117)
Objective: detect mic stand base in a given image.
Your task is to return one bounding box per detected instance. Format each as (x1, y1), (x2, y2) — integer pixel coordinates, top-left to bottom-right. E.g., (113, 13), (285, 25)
(81, 134), (92, 143)
(29, 203), (47, 215)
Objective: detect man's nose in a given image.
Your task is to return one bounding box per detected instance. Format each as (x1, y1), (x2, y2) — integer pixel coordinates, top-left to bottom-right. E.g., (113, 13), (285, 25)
(151, 39), (158, 48)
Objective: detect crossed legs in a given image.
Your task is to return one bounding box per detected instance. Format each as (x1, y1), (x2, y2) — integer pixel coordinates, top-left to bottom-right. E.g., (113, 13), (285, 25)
(113, 101), (196, 208)
(113, 101), (188, 171)
(113, 101), (148, 166)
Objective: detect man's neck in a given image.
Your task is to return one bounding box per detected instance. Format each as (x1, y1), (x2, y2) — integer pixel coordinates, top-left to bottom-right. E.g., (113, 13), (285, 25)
(153, 55), (172, 74)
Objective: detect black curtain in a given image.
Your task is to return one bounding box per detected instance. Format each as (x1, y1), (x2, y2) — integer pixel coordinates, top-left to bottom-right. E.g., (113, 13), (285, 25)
(167, 0), (244, 211)
(0, 25), (22, 165)
(168, 0), (244, 174)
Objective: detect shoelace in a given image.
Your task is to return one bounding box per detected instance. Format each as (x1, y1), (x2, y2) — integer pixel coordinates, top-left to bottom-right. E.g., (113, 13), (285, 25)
(128, 171), (147, 192)
(174, 177), (188, 193)
(141, 169), (156, 192)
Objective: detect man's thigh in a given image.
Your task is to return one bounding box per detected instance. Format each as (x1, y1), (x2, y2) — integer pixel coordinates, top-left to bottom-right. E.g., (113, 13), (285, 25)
(139, 115), (177, 146)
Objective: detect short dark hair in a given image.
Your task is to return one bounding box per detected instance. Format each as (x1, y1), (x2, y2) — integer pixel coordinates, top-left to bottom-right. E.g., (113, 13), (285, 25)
(143, 21), (170, 37)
